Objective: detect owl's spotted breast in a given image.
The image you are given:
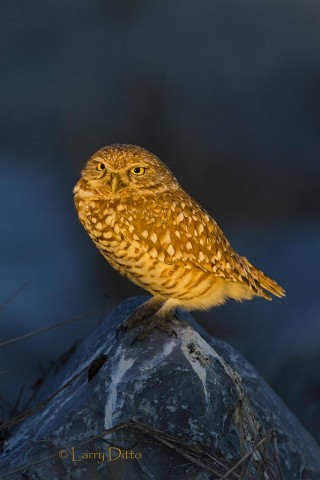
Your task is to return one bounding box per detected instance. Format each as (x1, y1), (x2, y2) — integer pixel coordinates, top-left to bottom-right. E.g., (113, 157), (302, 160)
(75, 191), (224, 306)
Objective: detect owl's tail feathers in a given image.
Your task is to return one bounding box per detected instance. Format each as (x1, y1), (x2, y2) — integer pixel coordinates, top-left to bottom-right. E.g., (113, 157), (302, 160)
(241, 257), (286, 300)
(256, 270), (286, 300)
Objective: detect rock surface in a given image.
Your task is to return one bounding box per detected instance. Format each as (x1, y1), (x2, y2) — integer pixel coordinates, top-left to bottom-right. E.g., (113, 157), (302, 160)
(1, 296), (320, 480)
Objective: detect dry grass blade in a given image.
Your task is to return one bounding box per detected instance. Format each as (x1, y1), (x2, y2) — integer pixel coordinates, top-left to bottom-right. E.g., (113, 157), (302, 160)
(272, 428), (284, 480)
(9, 386), (24, 420)
(0, 284), (27, 315)
(218, 433), (272, 480)
(0, 309), (98, 348)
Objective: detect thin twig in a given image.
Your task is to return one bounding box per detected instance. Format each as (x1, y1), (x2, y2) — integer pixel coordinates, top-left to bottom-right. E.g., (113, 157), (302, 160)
(0, 284), (27, 314)
(256, 429), (272, 475)
(9, 386), (24, 420)
(239, 449), (253, 480)
(0, 309), (98, 348)
(272, 427), (283, 480)
(219, 435), (270, 480)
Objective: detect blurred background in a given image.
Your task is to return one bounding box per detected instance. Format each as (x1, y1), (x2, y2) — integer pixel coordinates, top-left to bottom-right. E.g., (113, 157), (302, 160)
(1, 0), (320, 441)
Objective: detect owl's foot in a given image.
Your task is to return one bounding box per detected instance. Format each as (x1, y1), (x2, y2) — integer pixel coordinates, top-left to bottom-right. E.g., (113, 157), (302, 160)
(131, 312), (177, 346)
(116, 297), (164, 339)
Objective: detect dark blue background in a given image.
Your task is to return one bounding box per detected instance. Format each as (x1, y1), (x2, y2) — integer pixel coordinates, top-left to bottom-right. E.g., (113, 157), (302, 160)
(1, 1), (319, 441)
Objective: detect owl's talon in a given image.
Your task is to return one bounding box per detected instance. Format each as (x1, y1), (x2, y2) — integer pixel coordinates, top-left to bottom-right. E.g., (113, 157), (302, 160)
(116, 298), (164, 341)
(122, 309), (150, 329)
(168, 328), (177, 338)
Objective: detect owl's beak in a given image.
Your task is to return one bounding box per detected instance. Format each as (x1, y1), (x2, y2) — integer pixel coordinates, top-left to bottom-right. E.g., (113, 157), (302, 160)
(111, 174), (120, 194)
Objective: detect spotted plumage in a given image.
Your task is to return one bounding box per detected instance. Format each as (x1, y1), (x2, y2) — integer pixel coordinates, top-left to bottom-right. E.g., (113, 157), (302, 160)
(74, 144), (285, 333)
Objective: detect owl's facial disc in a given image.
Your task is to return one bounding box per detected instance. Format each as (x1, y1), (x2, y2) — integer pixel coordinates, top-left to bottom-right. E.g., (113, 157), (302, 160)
(81, 144), (178, 197)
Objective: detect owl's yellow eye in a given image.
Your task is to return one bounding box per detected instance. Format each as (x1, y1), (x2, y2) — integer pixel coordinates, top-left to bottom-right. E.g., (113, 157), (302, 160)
(97, 162), (106, 171)
(130, 167), (145, 176)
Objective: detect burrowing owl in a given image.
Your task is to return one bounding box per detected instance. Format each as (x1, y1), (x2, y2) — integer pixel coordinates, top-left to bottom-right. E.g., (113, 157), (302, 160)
(74, 144), (285, 338)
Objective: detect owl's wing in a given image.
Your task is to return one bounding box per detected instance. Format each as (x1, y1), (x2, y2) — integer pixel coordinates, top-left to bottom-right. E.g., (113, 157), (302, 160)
(115, 193), (285, 299)
(116, 193), (248, 283)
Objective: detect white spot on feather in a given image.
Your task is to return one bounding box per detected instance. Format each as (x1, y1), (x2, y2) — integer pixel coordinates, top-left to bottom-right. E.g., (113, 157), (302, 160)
(150, 232), (157, 243)
(199, 251), (205, 261)
(158, 252), (165, 262)
(177, 213), (184, 223)
(150, 247), (158, 258)
(167, 244), (175, 256)
(127, 245), (136, 255)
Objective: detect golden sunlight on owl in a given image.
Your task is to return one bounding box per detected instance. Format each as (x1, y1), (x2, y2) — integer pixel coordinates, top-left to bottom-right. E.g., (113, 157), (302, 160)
(74, 144), (285, 339)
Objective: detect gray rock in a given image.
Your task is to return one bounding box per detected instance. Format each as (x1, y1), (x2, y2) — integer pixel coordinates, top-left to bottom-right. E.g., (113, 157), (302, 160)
(1, 296), (320, 480)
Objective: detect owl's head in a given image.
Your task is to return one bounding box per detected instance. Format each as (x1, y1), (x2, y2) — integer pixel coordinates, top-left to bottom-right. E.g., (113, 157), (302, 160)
(78, 144), (179, 197)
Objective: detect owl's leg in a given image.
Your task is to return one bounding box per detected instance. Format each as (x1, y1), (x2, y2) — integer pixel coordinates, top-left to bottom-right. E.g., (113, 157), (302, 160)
(117, 296), (164, 338)
(132, 300), (178, 343)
